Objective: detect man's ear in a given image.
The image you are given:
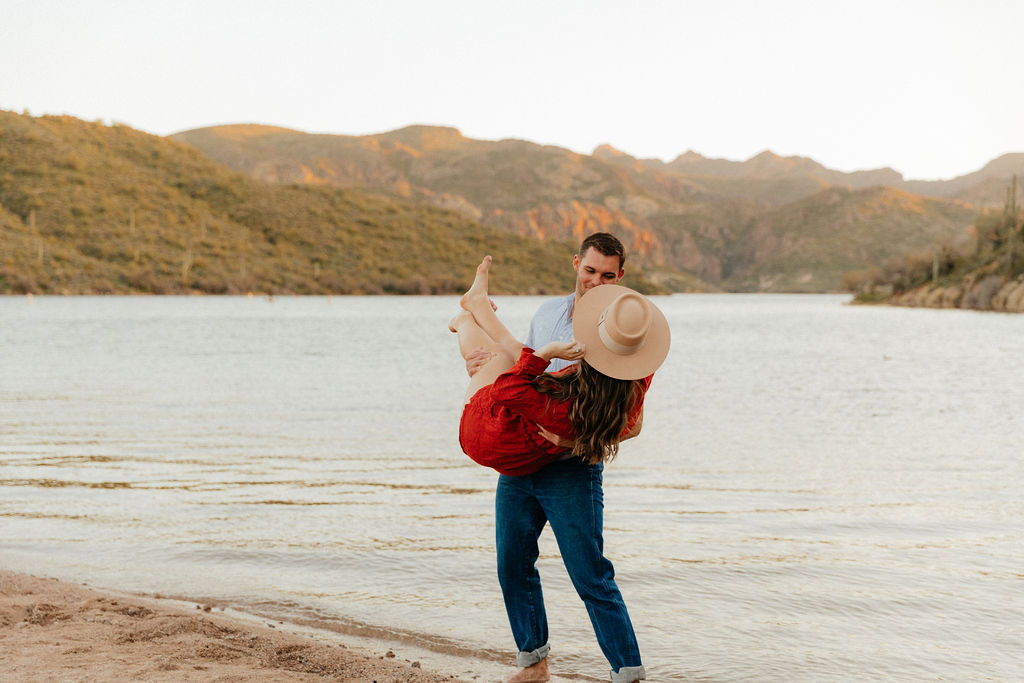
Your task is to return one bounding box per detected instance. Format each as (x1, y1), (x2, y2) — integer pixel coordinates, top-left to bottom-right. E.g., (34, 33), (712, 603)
(617, 268), (625, 282)
(572, 254), (580, 271)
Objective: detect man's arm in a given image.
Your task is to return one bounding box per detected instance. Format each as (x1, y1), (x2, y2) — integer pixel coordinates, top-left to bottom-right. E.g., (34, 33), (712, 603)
(535, 424), (573, 450)
(621, 407), (643, 440)
(536, 407), (643, 448)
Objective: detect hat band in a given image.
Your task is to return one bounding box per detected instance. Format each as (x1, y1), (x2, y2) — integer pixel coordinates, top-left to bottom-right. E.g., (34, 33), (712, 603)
(598, 317), (643, 356)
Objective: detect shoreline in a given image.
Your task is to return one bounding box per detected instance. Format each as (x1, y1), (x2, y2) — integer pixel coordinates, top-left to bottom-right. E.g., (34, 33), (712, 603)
(0, 570), (535, 682)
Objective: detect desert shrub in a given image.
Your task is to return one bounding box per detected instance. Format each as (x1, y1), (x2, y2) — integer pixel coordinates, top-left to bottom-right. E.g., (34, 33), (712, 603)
(192, 274), (229, 294)
(0, 269), (39, 294)
(124, 267), (170, 294)
(841, 266), (885, 293)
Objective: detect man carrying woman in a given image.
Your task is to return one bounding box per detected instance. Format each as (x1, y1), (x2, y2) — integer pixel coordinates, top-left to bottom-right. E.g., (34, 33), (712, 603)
(450, 233), (668, 683)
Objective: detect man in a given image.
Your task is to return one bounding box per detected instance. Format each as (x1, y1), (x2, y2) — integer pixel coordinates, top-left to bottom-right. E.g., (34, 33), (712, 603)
(466, 233), (646, 683)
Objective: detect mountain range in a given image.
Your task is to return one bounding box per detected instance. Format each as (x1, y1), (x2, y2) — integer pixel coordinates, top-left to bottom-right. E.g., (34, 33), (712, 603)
(1, 111), (632, 295)
(173, 124), (1022, 292)
(2, 109), (1020, 295)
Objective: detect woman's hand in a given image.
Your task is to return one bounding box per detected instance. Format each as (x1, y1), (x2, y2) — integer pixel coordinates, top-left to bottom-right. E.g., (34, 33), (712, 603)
(535, 339), (585, 363)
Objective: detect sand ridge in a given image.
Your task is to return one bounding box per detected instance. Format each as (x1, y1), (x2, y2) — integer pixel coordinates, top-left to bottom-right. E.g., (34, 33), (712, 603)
(0, 570), (477, 682)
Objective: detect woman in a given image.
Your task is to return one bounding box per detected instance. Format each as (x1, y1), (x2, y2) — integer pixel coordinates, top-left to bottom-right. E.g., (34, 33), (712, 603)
(451, 255), (669, 476)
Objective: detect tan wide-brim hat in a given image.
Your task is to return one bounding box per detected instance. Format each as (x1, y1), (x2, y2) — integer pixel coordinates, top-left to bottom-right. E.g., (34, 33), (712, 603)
(573, 285), (671, 380)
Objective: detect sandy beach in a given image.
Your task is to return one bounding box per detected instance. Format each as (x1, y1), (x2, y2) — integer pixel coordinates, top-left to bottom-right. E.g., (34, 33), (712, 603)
(0, 570), (522, 682)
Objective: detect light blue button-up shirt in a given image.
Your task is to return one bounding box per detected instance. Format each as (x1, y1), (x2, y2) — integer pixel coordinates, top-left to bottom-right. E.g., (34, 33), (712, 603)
(524, 293), (576, 373)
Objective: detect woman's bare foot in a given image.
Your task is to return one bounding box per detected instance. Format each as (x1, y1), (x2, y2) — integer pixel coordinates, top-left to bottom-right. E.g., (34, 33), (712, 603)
(460, 255), (492, 313)
(506, 658), (550, 682)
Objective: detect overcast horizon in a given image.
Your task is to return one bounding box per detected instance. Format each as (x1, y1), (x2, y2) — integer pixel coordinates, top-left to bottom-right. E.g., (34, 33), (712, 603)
(4, 0), (1022, 182)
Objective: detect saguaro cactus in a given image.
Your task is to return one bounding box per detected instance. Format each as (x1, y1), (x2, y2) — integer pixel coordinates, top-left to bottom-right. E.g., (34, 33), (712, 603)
(29, 209), (44, 264)
(182, 244), (194, 285)
(1006, 175), (1022, 276)
(1010, 174), (1017, 217)
(129, 209), (141, 262)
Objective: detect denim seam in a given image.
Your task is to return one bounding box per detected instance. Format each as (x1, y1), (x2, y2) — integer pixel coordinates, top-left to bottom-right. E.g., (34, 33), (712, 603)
(589, 467), (615, 660)
(524, 477), (542, 653)
(526, 546), (539, 650)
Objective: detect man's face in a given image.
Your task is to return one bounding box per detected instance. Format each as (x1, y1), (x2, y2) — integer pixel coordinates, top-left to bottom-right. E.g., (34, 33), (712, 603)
(573, 247), (624, 299)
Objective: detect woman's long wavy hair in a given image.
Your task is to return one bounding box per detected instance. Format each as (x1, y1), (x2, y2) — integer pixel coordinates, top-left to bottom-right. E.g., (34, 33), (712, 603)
(533, 360), (642, 464)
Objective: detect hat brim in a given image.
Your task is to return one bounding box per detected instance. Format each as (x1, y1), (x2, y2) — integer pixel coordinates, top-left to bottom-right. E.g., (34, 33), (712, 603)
(572, 285), (671, 380)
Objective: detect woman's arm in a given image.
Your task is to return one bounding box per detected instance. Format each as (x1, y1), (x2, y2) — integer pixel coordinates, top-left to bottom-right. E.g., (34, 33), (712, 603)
(534, 339), (585, 364)
(488, 343), (583, 428)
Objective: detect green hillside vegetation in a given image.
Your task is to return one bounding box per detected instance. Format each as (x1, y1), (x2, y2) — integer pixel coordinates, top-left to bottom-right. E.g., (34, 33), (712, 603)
(724, 186), (978, 292)
(1, 112), (670, 295)
(844, 177), (1024, 311)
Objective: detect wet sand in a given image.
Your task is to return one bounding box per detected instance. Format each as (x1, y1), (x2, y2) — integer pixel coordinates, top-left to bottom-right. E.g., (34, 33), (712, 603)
(0, 570), (524, 682)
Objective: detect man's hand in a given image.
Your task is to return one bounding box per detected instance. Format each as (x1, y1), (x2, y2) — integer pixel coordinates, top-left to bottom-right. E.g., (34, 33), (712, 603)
(536, 424), (573, 450)
(465, 346), (496, 377)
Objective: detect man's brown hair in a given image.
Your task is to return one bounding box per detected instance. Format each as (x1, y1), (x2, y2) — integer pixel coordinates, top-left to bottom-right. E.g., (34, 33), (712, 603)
(579, 232), (626, 270)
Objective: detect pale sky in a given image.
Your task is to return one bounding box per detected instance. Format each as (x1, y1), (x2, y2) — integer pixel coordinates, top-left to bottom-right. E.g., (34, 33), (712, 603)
(2, 0), (1021, 180)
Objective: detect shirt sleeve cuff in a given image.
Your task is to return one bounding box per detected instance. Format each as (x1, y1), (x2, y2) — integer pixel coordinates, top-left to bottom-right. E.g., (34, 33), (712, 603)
(517, 347), (552, 374)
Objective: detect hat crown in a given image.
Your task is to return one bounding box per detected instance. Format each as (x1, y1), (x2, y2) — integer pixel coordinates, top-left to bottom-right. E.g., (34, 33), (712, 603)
(573, 284), (670, 380)
(597, 292), (650, 356)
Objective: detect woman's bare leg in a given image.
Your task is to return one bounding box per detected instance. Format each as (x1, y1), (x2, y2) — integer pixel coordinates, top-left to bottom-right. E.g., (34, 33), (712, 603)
(450, 310), (516, 403)
(449, 310), (494, 358)
(460, 256), (524, 360)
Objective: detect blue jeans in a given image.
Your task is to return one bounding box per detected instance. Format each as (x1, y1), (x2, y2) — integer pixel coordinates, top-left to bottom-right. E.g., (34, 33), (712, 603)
(495, 458), (645, 682)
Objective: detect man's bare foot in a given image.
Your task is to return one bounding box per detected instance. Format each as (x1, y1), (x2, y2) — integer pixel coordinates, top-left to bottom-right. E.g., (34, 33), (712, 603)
(506, 658), (550, 682)
(460, 255), (492, 313)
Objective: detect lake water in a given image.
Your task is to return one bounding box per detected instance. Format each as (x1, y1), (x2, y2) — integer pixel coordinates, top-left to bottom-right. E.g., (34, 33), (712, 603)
(1, 294), (1022, 681)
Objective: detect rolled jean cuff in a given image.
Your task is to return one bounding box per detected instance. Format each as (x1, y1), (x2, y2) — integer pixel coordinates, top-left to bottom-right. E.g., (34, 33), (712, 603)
(516, 643), (550, 668)
(610, 665), (646, 682)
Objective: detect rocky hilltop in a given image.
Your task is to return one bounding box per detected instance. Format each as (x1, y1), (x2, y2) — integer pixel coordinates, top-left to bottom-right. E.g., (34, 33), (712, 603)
(174, 124), (1015, 292)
